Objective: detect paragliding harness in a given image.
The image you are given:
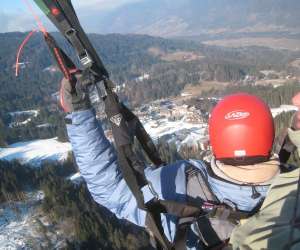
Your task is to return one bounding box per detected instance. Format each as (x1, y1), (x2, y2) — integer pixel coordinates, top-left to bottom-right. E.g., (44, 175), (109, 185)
(27, 0), (294, 249)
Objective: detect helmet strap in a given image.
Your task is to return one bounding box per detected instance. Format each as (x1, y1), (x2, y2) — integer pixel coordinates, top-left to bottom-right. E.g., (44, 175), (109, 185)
(218, 155), (270, 166)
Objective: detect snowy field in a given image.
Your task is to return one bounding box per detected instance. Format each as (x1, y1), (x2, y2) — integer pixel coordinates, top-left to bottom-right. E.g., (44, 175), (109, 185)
(143, 116), (208, 150)
(0, 138), (72, 167)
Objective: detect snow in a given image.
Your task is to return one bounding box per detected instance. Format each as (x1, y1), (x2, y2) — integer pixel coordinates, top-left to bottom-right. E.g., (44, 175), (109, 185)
(271, 105), (298, 117)
(136, 73), (150, 82)
(198, 97), (221, 101)
(9, 110), (39, 117)
(68, 172), (83, 185)
(180, 131), (206, 147)
(0, 191), (69, 249)
(9, 110), (40, 128)
(9, 119), (32, 128)
(181, 92), (192, 97)
(69, 172), (81, 181)
(0, 192), (44, 250)
(36, 123), (53, 128)
(0, 138), (72, 167)
(142, 116), (208, 150)
(143, 116), (206, 140)
(43, 65), (59, 73)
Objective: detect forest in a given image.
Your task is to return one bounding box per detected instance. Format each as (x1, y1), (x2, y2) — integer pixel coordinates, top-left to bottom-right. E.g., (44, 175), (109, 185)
(0, 158), (152, 249)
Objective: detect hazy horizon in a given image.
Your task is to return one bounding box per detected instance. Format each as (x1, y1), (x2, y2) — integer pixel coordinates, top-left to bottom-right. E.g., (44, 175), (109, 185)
(1, 0), (300, 37)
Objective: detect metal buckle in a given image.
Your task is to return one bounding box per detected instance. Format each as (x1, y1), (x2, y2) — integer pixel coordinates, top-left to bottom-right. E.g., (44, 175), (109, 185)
(65, 28), (76, 37)
(65, 28), (93, 67)
(79, 50), (93, 67)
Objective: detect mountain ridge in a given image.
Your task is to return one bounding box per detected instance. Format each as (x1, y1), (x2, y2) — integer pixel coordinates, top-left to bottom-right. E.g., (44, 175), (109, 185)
(86, 0), (300, 37)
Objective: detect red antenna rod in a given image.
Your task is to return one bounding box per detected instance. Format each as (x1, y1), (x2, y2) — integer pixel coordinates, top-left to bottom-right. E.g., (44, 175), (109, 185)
(16, 0), (50, 77)
(15, 30), (37, 77)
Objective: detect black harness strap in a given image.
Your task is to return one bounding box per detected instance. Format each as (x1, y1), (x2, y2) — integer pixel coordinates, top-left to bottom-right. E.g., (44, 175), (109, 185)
(121, 103), (164, 167)
(195, 216), (223, 247)
(145, 200), (203, 250)
(51, 0), (109, 78)
(44, 33), (77, 80)
(173, 218), (193, 250)
(146, 210), (174, 250)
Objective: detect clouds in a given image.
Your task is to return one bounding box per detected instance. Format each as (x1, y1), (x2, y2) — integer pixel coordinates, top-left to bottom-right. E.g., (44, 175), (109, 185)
(72, 0), (144, 11)
(0, 10), (36, 33)
(0, 0), (145, 33)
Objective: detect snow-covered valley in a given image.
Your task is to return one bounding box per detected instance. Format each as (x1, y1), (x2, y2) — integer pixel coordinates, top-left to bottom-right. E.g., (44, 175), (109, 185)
(0, 101), (297, 167)
(0, 138), (72, 167)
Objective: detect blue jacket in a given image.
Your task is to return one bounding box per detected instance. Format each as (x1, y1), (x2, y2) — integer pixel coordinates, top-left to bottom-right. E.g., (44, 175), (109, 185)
(66, 109), (270, 249)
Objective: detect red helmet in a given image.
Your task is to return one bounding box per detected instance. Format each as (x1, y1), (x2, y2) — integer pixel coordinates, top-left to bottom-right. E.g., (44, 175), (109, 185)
(209, 93), (274, 165)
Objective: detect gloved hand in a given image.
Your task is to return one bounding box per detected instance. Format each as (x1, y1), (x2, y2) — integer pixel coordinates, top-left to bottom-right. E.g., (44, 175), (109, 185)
(59, 70), (93, 112)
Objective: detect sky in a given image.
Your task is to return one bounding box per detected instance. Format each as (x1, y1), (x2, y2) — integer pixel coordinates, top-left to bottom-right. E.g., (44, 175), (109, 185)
(0, 0), (143, 33)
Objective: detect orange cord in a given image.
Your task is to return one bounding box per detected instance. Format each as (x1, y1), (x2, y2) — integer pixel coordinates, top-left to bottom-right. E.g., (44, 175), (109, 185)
(15, 30), (37, 77)
(16, 0), (50, 77)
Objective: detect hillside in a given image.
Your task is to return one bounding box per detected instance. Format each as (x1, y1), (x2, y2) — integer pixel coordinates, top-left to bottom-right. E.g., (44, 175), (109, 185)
(85, 0), (300, 37)
(1, 32), (298, 111)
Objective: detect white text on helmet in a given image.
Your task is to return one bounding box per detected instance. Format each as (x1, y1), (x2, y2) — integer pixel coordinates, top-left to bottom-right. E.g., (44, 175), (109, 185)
(225, 110), (250, 121)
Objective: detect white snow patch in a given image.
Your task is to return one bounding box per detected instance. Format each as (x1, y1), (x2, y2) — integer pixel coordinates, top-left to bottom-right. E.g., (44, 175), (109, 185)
(181, 92), (192, 97)
(181, 131), (206, 147)
(9, 110), (39, 117)
(36, 123), (53, 128)
(0, 138), (72, 167)
(143, 117), (206, 140)
(142, 116), (208, 151)
(69, 172), (81, 181)
(0, 192), (44, 250)
(9, 110), (40, 128)
(43, 65), (59, 73)
(136, 73), (150, 82)
(271, 105), (298, 117)
(9, 119), (32, 128)
(68, 172), (83, 184)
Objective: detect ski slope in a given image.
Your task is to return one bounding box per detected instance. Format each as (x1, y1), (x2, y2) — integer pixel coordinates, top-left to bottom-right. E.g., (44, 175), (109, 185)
(0, 138), (72, 167)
